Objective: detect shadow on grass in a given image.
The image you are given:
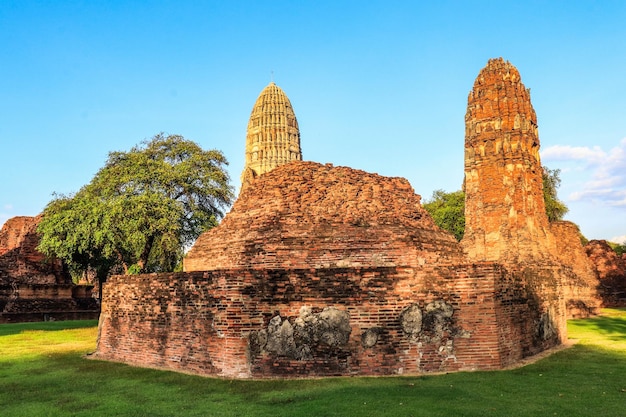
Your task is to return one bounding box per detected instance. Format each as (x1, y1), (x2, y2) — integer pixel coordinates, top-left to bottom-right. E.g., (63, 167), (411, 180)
(0, 337), (624, 417)
(0, 319), (98, 337)
(570, 313), (626, 342)
(15, 343), (622, 417)
(230, 344), (626, 417)
(2, 313), (625, 416)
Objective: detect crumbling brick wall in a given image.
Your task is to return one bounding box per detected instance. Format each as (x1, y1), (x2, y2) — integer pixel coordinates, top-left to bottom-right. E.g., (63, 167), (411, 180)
(0, 216), (99, 323)
(461, 59), (599, 317)
(0, 284), (99, 323)
(585, 240), (626, 306)
(462, 58), (553, 263)
(551, 221), (602, 315)
(184, 162), (464, 273)
(0, 216), (67, 285)
(95, 262), (564, 378)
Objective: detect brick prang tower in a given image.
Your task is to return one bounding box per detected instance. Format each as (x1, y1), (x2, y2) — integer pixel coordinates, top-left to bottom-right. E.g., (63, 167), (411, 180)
(461, 58), (553, 263)
(241, 82), (302, 187)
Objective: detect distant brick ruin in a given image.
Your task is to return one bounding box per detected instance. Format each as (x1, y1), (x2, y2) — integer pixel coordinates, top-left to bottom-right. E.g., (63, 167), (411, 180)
(95, 60), (604, 378)
(585, 240), (626, 305)
(0, 216), (99, 323)
(0, 216), (64, 285)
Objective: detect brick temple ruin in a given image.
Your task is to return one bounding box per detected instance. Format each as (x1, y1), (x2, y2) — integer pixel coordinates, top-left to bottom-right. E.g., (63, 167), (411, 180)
(94, 58), (604, 378)
(0, 216), (99, 323)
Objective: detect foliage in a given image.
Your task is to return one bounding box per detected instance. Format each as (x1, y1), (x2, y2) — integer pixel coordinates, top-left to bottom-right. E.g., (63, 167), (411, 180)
(423, 189), (465, 241)
(580, 233), (589, 247)
(1, 310), (625, 416)
(38, 134), (234, 278)
(542, 167), (569, 222)
(608, 241), (626, 256)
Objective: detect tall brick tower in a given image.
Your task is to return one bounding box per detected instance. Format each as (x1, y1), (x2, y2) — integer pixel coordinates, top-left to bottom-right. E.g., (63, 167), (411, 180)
(241, 82), (302, 187)
(461, 58), (553, 263)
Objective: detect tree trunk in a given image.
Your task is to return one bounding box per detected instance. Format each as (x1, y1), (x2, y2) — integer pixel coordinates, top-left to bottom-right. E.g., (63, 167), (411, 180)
(137, 235), (156, 273)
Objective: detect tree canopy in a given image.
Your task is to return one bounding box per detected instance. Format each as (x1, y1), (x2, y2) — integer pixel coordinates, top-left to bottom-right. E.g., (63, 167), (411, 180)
(37, 134), (234, 280)
(542, 167), (569, 222)
(423, 189), (465, 241)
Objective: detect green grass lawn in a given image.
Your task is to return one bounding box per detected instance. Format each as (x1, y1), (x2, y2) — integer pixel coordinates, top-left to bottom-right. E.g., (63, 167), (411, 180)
(1, 310), (625, 417)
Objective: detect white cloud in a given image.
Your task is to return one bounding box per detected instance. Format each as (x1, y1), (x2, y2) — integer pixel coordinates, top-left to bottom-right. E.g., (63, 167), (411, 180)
(610, 235), (626, 245)
(541, 145), (606, 164)
(542, 137), (626, 206)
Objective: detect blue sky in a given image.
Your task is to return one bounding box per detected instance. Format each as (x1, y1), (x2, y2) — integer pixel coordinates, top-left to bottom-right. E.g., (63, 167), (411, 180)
(1, 1), (625, 242)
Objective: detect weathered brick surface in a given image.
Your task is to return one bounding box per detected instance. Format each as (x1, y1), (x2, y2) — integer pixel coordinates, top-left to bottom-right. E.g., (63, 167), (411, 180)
(551, 221), (602, 315)
(0, 284), (99, 323)
(0, 216), (99, 323)
(461, 59), (599, 316)
(462, 58), (553, 263)
(95, 264), (563, 378)
(185, 161), (464, 272)
(98, 158), (566, 377)
(585, 240), (626, 306)
(0, 216), (66, 285)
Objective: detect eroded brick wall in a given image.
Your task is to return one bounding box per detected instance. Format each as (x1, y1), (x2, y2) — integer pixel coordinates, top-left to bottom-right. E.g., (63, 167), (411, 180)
(459, 59), (599, 319)
(185, 162), (463, 273)
(585, 240), (626, 306)
(462, 58), (554, 263)
(0, 216), (67, 285)
(0, 284), (99, 323)
(492, 263), (566, 366)
(95, 264), (564, 378)
(0, 216), (99, 323)
(551, 221), (601, 315)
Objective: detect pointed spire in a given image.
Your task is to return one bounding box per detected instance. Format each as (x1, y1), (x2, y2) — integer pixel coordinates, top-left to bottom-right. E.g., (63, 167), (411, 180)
(462, 58), (550, 263)
(241, 82), (302, 188)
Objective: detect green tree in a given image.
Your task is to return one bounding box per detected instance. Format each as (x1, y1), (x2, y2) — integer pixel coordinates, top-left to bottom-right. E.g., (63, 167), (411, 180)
(608, 241), (626, 256)
(423, 189), (465, 241)
(542, 167), (569, 222)
(38, 133), (234, 282)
